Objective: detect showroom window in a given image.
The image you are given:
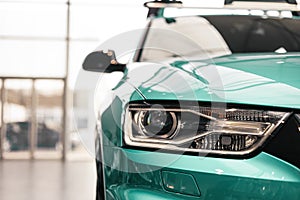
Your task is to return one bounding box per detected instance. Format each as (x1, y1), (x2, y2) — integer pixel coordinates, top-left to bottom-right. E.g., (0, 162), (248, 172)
(0, 0), (146, 160)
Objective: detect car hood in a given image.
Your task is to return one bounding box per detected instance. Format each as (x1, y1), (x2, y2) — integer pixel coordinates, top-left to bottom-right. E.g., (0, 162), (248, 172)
(126, 53), (300, 109)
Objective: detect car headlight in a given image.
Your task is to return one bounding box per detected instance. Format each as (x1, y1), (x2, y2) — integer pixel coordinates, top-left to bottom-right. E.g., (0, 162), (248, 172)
(134, 109), (179, 139)
(124, 103), (291, 156)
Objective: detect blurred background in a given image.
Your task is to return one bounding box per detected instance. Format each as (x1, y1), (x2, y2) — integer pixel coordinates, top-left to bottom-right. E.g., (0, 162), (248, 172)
(0, 0), (146, 199)
(0, 0), (146, 159)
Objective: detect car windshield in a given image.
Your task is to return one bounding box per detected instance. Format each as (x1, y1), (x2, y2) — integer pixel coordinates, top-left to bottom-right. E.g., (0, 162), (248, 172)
(140, 15), (300, 61)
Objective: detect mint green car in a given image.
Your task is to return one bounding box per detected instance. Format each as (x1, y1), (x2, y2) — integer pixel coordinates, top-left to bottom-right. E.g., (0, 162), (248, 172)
(83, 1), (300, 199)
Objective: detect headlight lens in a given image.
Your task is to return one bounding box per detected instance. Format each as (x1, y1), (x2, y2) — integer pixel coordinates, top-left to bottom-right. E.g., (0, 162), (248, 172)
(135, 110), (178, 139)
(124, 103), (290, 156)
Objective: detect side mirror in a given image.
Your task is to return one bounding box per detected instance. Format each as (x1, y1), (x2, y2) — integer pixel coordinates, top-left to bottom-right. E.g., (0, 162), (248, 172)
(82, 50), (126, 73)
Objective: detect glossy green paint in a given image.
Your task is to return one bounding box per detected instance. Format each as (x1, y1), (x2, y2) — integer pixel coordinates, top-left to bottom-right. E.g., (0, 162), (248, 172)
(103, 147), (300, 200)
(123, 149), (300, 182)
(100, 53), (300, 199)
(110, 187), (200, 200)
(126, 53), (300, 109)
(100, 80), (144, 147)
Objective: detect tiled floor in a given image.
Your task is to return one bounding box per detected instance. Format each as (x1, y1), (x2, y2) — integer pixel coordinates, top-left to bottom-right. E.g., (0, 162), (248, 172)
(0, 160), (96, 200)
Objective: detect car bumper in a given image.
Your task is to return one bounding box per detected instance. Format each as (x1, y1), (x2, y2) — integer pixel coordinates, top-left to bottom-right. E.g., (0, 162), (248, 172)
(103, 147), (300, 200)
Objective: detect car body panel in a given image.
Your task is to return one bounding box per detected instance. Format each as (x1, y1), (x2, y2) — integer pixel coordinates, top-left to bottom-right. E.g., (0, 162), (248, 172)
(99, 52), (300, 199)
(99, 80), (145, 147)
(125, 53), (300, 109)
(102, 147), (300, 200)
(91, 8), (300, 199)
(111, 187), (199, 200)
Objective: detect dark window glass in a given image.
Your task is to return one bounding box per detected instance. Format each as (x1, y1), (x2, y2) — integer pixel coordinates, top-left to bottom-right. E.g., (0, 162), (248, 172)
(204, 15), (300, 53)
(141, 15), (300, 61)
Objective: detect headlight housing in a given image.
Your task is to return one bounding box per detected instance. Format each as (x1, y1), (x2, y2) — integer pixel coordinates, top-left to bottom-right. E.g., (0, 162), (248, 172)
(124, 102), (291, 156)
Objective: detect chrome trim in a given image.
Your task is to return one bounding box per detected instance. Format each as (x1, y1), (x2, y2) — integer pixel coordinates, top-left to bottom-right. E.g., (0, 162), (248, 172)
(129, 107), (217, 121)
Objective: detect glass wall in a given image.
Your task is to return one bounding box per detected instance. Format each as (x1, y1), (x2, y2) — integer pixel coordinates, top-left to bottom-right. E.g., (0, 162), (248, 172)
(3, 79), (32, 159)
(0, 0), (147, 159)
(35, 80), (64, 159)
(0, 2), (67, 78)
